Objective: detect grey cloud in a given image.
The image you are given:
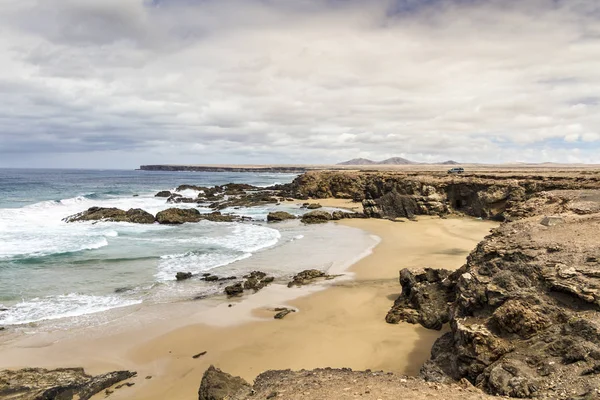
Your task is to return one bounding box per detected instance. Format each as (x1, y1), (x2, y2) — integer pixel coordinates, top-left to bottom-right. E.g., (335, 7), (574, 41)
(1, 0), (600, 168)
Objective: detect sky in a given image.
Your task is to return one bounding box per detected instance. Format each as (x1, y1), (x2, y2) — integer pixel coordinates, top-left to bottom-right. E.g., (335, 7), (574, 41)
(0, 0), (599, 168)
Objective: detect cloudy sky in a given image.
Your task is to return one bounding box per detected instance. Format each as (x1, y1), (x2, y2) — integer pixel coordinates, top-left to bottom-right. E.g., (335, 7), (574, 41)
(1, 0), (599, 168)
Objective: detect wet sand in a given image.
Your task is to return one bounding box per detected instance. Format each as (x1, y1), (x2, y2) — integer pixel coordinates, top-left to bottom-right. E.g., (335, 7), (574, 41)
(0, 210), (497, 400)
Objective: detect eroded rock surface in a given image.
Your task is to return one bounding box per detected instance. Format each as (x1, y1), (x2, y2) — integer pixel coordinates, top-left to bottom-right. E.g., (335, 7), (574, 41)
(224, 271), (275, 297)
(198, 365), (251, 400)
(266, 211), (296, 222)
(300, 210), (332, 224)
(63, 207), (155, 224)
(282, 170), (600, 221)
(386, 190), (600, 398)
(287, 269), (335, 287)
(0, 367), (135, 400)
(198, 367), (498, 400)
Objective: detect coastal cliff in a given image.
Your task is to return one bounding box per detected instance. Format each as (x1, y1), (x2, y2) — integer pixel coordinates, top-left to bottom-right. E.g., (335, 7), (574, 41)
(386, 190), (600, 398)
(283, 170), (600, 221)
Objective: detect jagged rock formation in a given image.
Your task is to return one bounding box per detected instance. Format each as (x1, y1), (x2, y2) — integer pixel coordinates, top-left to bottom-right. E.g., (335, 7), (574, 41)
(64, 207), (239, 225)
(197, 367), (497, 399)
(198, 365), (252, 400)
(300, 210), (332, 224)
(282, 171), (600, 221)
(266, 211), (296, 222)
(0, 367), (135, 400)
(155, 190), (172, 197)
(386, 190), (600, 398)
(155, 208), (203, 224)
(63, 207), (155, 224)
(224, 271), (275, 297)
(287, 269), (336, 287)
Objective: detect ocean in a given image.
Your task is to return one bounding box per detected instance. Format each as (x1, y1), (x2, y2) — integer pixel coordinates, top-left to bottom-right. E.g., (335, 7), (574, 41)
(0, 169), (377, 329)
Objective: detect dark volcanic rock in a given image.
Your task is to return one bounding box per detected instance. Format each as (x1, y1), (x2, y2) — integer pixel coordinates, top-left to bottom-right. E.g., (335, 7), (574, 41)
(301, 210), (332, 224)
(273, 308), (295, 319)
(385, 268), (452, 330)
(386, 190), (600, 398)
(63, 207), (154, 224)
(176, 272), (193, 281)
(288, 269), (334, 287)
(266, 211), (296, 222)
(224, 272), (274, 297)
(286, 170), (600, 221)
(155, 190), (172, 197)
(198, 365), (251, 400)
(0, 368), (136, 400)
(125, 208), (156, 224)
(306, 203), (322, 209)
(224, 283), (244, 297)
(156, 208), (201, 224)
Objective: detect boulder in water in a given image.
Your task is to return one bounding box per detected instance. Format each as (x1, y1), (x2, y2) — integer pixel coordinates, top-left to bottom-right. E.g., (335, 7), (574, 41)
(63, 207), (154, 224)
(267, 211), (296, 222)
(301, 211), (332, 224)
(176, 272), (193, 281)
(125, 208), (155, 224)
(156, 208), (201, 224)
(155, 191), (172, 198)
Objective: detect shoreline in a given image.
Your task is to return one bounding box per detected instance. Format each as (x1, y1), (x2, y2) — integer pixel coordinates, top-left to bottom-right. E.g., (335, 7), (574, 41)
(0, 212), (497, 399)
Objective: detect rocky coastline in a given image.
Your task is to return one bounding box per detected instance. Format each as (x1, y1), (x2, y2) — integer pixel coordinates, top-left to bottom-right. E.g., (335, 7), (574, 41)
(192, 170), (600, 399)
(4, 168), (600, 399)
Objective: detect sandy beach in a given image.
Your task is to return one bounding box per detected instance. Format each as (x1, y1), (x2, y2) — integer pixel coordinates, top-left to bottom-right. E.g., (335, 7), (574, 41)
(0, 205), (497, 400)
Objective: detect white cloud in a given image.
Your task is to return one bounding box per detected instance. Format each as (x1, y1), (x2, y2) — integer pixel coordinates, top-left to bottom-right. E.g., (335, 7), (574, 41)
(0, 0), (600, 167)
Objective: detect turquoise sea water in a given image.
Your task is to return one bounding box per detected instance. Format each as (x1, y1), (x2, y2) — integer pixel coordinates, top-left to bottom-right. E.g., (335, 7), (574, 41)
(0, 169), (376, 328)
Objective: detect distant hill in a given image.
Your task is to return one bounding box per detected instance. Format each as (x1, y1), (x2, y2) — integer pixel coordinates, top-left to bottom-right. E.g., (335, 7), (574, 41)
(337, 158), (378, 165)
(337, 157), (460, 165)
(379, 157), (415, 165)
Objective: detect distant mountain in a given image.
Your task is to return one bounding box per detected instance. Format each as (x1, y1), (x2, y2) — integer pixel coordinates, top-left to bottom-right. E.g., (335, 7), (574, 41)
(337, 158), (377, 165)
(337, 157), (459, 165)
(378, 157), (415, 165)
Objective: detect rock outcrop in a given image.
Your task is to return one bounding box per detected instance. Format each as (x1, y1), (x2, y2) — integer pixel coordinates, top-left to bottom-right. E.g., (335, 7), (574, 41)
(287, 269), (335, 287)
(281, 170), (600, 221)
(386, 190), (600, 398)
(224, 271), (274, 297)
(300, 210), (332, 224)
(63, 207), (155, 224)
(266, 211), (296, 222)
(197, 367), (498, 400)
(176, 272), (193, 281)
(0, 367), (136, 400)
(198, 365), (252, 400)
(155, 208), (202, 224)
